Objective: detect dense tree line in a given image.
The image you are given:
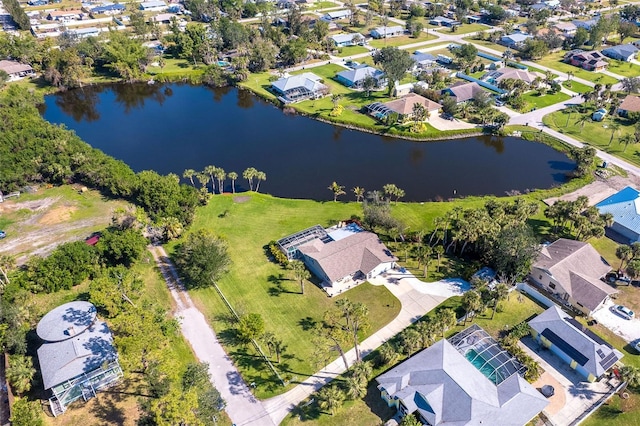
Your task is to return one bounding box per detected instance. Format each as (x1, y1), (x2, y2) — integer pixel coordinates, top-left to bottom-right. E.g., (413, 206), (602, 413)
(0, 87), (199, 227)
(2, 0), (29, 30)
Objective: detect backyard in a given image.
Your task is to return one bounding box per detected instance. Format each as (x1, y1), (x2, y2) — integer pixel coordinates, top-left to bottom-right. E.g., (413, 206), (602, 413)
(606, 59), (640, 79)
(533, 51), (619, 86)
(334, 45), (370, 57)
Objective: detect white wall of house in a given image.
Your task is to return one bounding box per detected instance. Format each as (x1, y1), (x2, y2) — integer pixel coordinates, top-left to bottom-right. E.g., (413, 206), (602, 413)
(367, 261), (395, 279)
(530, 267), (592, 316)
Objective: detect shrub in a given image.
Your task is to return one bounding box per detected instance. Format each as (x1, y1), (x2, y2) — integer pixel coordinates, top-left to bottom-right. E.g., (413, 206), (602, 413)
(268, 241), (289, 266)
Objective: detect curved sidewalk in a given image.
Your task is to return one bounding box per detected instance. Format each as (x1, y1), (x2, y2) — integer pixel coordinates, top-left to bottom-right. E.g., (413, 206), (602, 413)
(262, 274), (469, 424)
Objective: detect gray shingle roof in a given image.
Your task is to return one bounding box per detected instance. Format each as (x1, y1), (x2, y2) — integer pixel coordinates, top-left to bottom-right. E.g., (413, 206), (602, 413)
(445, 82), (484, 102)
(36, 302), (118, 390)
(337, 66), (384, 84)
(529, 306), (623, 378)
(602, 44), (638, 60)
(0, 60), (33, 75)
(376, 339), (548, 425)
(271, 72), (326, 94)
(299, 231), (396, 283)
(534, 239), (616, 312)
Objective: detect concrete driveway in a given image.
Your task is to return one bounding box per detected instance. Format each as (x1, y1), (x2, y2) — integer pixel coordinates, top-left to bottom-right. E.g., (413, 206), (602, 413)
(592, 299), (640, 344)
(429, 114), (477, 131)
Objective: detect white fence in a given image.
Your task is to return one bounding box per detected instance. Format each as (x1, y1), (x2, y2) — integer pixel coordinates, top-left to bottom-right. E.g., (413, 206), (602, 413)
(516, 282), (556, 309)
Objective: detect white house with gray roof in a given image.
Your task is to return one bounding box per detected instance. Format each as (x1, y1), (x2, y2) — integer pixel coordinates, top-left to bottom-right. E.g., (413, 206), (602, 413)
(529, 238), (616, 316)
(336, 65), (386, 89)
(271, 72), (329, 104)
(279, 223), (396, 294)
(376, 327), (548, 425)
(529, 306), (623, 382)
(36, 301), (123, 416)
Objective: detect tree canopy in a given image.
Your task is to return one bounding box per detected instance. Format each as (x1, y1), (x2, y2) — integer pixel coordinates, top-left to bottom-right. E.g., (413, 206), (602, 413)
(174, 229), (231, 288)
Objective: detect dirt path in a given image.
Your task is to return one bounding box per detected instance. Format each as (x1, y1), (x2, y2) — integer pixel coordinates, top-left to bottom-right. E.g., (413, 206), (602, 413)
(148, 245), (275, 426)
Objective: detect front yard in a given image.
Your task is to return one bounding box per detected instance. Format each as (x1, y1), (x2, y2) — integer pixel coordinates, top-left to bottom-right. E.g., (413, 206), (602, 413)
(334, 45), (370, 57)
(369, 33), (437, 49)
(533, 51), (619, 85)
(606, 59), (640, 78)
(520, 91), (571, 110)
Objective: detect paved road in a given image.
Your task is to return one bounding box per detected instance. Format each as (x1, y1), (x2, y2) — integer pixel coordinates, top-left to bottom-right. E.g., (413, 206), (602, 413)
(262, 274), (469, 424)
(149, 246), (275, 426)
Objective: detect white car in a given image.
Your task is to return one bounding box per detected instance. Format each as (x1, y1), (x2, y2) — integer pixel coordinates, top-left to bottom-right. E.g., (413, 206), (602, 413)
(613, 305), (635, 320)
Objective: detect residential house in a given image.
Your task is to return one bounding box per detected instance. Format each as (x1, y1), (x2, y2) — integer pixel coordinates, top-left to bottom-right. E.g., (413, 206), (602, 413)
(441, 81), (484, 103)
(602, 44), (639, 62)
(500, 33), (533, 49)
(370, 25), (404, 39)
(573, 19), (599, 31)
(529, 238), (617, 316)
(429, 16), (460, 27)
(553, 21), (577, 35)
(271, 72), (329, 103)
(139, 0), (168, 11)
(89, 3), (125, 15)
(0, 60), (34, 80)
(564, 50), (608, 72)
(36, 301), (123, 416)
(411, 51), (437, 69)
(278, 223), (396, 292)
(68, 27), (100, 38)
(47, 9), (84, 21)
(321, 9), (351, 21)
(149, 13), (177, 24)
(595, 186), (640, 243)
(529, 306), (623, 382)
(617, 95), (640, 118)
(376, 325), (549, 425)
(372, 93), (442, 122)
(336, 65), (386, 88)
(491, 67), (544, 85)
(330, 33), (364, 47)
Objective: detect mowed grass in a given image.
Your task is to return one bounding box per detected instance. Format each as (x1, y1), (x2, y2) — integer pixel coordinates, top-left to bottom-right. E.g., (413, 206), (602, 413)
(147, 57), (204, 77)
(463, 38), (509, 53)
(434, 23), (490, 35)
(178, 193), (402, 398)
(281, 293), (545, 425)
(606, 59), (640, 78)
(582, 392), (640, 426)
(369, 33), (436, 49)
(562, 80), (593, 94)
(533, 51), (619, 85)
(543, 108), (640, 167)
(520, 91), (571, 110)
(335, 45), (370, 57)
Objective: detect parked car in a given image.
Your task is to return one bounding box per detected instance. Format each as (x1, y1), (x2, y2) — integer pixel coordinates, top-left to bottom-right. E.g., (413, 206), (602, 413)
(634, 340), (640, 353)
(612, 304), (635, 320)
(495, 99), (506, 107)
(0, 230), (5, 239)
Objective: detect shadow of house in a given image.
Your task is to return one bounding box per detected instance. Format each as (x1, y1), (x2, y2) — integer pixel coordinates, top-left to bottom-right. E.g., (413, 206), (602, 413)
(36, 301), (123, 417)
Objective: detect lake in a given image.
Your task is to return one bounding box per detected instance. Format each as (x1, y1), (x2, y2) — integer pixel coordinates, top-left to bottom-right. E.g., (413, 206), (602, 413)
(41, 83), (575, 201)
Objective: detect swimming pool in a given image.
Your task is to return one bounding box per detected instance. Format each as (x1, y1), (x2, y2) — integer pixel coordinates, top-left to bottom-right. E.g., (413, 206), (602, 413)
(466, 349), (498, 384)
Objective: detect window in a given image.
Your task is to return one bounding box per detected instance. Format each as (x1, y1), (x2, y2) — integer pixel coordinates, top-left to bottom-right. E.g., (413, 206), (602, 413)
(549, 283), (556, 289)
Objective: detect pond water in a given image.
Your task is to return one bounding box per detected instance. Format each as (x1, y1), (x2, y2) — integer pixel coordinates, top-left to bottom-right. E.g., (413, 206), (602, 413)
(41, 83), (575, 201)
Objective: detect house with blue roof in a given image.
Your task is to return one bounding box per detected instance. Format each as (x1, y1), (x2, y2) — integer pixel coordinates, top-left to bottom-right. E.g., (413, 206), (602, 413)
(596, 186), (640, 243)
(411, 51), (437, 69)
(336, 65), (386, 88)
(602, 44), (639, 62)
(370, 26), (404, 39)
(500, 33), (533, 49)
(330, 33), (365, 47)
(90, 3), (125, 15)
(573, 19), (599, 31)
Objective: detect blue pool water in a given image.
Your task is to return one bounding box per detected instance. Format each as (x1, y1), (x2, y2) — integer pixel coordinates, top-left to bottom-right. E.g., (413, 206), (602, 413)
(466, 349), (498, 384)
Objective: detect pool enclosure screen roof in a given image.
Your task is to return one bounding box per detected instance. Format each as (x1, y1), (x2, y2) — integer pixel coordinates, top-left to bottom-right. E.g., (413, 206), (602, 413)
(366, 102), (394, 118)
(277, 225), (333, 259)
(448, 324), (526, 385)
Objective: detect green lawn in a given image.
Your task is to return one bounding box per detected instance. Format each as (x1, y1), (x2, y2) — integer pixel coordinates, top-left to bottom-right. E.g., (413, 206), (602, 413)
(463, 38), (509, 53)
(520, 91), (571, 110)
(543, 107), (640, 167)
(281, 292), (545, 425)
(582, 393), (640, 426)
(533, 51), (619, 85)
(606, 59), (640, 78)
(177, 194), (403, 398)
(435, 23), (490, 35)
(369, 33), (436, 49)
(562, 80), (593, 94)
(335, 45), (370, 57)
(147, 56), (204, 78)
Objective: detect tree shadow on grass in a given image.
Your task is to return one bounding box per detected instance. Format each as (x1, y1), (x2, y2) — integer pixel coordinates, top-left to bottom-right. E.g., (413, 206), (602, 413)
(298, 316), (317, 331)
(93, 394), (126, 426)
(595, 403), (623, 418)
(363, 381), (396, 422)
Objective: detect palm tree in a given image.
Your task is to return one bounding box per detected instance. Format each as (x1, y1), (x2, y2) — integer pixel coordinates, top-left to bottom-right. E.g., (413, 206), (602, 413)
(399, 328), (421, 355)
(328, 181), (346, 202)
(162, 216), (184, 240)
(255, 171), (267, 192)
(400, 414), (423, 426)
(0, 254), (15, 291)
(412, 102), (427, 132)
(565, 105), (577, 127)
(435, 308), (457, 337)
(262, 331), (276, 357)
(182, 169), (196, 187)
(290, 260), (310, 294)
(6, 355), (35, 395)
(416, 319), (437, 348)
(620, 134), (634, 152)
(214, 167), (226, 194)
(616, 245), (633, 272)
(228, 172), (238, 194)
(243, 167), (258, 191)
(422, 245), (433, 278)
(462, 290), (481, 323)
(575, 114), (591, 130)
(434, 245), (445, 272)
(196, 172), (209, 191)
(491, 283), (509, 319)
(618, 366), (640, 395)
(351, 360), (372, 382)
(608, 122), (621, 146)
(346, 375), (367, 399)
(377, 342), (398, 366)
(317, 386), (345, 415)
(331, 94), (342, 108)
(353, 186), (365, 202)
(204, 165), (217, 194)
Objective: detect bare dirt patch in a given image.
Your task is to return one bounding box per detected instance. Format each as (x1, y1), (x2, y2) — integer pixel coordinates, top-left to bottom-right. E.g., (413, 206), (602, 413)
(233, 196), (251, 204)
(38, 205), (78, 225)
(0, 197), (58, 214)
(544, 175), (640, 206)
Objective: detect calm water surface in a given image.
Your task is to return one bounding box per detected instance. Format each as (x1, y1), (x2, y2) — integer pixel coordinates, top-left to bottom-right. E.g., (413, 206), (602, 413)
(41, 83), (575, 201)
